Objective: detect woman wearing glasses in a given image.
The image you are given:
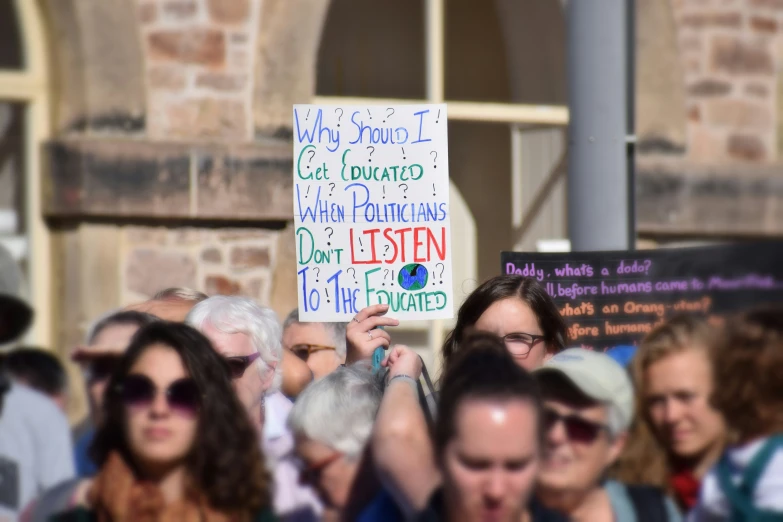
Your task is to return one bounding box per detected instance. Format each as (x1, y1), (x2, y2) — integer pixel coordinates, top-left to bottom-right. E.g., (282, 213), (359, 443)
(52, 321), (274, 522)
(348, 275), (566, 371)
(365, 275), (567, 512)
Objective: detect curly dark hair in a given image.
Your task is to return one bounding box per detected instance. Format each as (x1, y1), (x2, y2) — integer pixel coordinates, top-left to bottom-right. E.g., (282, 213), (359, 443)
(711, 307), (783, 444)
(442, 275), (566, 365)
(91, 321), (271, 514)
(435, 332), (545, 458)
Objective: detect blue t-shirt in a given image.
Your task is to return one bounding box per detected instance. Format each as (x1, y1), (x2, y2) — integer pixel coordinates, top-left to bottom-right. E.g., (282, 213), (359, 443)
(73, 427), (97, 477)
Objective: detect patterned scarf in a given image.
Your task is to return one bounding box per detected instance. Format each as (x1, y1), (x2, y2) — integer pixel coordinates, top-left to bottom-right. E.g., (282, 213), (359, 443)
(88, 452), (239, 522)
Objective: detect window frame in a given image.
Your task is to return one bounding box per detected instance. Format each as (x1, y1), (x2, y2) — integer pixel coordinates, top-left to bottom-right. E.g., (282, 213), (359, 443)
(0, 0), (52, 346)
(313, 0), (569, 364)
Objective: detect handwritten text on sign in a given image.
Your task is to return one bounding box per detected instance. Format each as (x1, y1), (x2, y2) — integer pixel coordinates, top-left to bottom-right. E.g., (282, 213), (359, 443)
(293, 104), (453, 321)
(501, 244), (783, 350)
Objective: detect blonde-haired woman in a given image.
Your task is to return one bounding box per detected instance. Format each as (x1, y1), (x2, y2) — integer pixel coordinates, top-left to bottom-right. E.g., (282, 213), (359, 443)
(612, 315), (726, 512)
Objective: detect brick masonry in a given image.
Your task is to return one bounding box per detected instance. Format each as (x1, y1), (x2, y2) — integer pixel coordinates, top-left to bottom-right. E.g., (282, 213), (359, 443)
(139, 0), (259, 140)
(122, 225), (278, 308)
(669, 0), (780, 163)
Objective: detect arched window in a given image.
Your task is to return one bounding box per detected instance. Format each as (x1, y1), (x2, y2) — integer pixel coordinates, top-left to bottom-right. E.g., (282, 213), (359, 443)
(0, 1), (52, 346)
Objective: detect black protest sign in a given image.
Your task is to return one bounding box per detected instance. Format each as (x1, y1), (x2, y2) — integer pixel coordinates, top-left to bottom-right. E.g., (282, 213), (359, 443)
(501, 242), (783, 350)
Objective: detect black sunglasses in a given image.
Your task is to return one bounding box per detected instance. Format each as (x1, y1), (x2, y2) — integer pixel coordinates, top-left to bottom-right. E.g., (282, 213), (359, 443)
(543, 408), (609, 444)
(84, 355), (123, 383)
(119, 374), (201, 417)
(224, 352), (261, 379)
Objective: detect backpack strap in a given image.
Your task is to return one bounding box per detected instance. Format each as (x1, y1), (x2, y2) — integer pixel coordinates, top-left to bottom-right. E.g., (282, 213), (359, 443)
(742, 436), (783, 493)
(625, 484), (669, 522)
(715, 437), (783, 520)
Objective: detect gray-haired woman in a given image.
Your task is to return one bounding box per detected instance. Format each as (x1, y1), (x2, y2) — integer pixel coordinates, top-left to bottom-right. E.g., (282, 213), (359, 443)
(288, 363), (384, 522)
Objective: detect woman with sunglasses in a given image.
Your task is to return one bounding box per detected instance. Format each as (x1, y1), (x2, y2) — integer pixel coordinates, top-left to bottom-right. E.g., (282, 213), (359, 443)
(52, 321), (274, 522)
(533, 349), (682, 522)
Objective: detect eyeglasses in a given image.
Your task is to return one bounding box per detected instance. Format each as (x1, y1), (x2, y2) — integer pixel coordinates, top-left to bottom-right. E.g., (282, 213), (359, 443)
(289, 344), (336, 361)
(502, 332), (546, 357)
(543, 408), (609, 444)
(119, 374), (201, 417)
(83, 355), (123, 384)
(299, 452), (343, 485)
(224, 353), (261, 379)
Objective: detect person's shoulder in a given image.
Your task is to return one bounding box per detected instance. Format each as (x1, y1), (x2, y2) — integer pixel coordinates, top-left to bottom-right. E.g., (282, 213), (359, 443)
(23, 477), (85, 522)
(252, 506), (278, 522)
(4, 382), (65, 420)
(529, 498), (570, 522)
(48, 506), (96, 522)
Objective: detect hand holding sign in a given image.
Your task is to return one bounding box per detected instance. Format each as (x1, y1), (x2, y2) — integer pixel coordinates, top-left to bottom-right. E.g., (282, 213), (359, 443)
(345, 304), (400, 365)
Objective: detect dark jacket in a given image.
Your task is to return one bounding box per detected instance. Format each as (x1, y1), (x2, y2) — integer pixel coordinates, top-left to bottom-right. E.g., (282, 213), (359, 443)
(50, 506), (277, 522)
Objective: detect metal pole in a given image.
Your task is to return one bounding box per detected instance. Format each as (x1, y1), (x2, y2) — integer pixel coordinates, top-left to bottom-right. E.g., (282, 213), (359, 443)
(626, 0), (637, 250)
(566, 0), (629, 251)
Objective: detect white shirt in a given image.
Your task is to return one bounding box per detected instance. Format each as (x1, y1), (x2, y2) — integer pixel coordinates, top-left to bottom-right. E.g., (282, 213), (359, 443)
(263, 392), (322, 521)
(0, 384), (75, 521)
(690, 437), (783, 521)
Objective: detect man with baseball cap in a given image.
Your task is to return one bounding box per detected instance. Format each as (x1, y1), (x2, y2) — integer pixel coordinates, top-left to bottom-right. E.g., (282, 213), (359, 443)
(533, 348), (682, 522)
(0, 244), (74, 520)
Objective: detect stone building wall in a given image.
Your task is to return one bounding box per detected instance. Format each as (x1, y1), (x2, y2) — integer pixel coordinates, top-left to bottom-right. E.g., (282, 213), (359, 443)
(670, 0), (779, 163)
(32, 0), (783, 423)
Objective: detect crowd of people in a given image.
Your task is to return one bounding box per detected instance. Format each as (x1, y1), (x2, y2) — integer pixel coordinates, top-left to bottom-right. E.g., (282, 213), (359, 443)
(1, 252), (782, 521)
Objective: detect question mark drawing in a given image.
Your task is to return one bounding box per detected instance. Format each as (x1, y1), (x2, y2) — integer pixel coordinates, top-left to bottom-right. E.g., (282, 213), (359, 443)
(435, 263), (445, 284)
(307, 149), (316, 169)
(399, 183), (409, 199)
(430, 151), (438, 169)
(328, 182), (336, 196)
(384, 244), (390, 256)
(367, 146), (375, 162)
(335, 108), (344, 127)
(314, 267), (321, 282)
(325, 227), (334, 246)
(384, 108), (395, 123)
(383, 269), (390, 286)
(643, 259), (652, 275)
(347, 267), (357, 283)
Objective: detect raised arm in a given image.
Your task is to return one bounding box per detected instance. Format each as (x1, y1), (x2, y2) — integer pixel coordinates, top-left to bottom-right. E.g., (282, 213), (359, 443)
(372, 346), (440, 514)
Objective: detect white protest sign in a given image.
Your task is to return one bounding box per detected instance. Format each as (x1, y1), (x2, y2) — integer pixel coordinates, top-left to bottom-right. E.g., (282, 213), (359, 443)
(292, 104), (453, 321)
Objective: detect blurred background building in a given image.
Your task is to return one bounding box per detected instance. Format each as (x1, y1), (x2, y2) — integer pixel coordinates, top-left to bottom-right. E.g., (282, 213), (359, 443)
(1, 0), (782, 420)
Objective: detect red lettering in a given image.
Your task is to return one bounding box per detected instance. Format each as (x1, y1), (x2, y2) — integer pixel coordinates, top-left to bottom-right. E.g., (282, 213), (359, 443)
(394, 228), (412, 262)
(413, 227), (427, 263)
(383, 228), (398, 264)
(427, 227), (446, 261)
(349, 228), (382, 265)
(365, 229), (381, 264)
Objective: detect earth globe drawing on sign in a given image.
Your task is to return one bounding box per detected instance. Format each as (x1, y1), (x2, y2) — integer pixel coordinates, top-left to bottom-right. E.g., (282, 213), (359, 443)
(398, 263), (429, 291)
